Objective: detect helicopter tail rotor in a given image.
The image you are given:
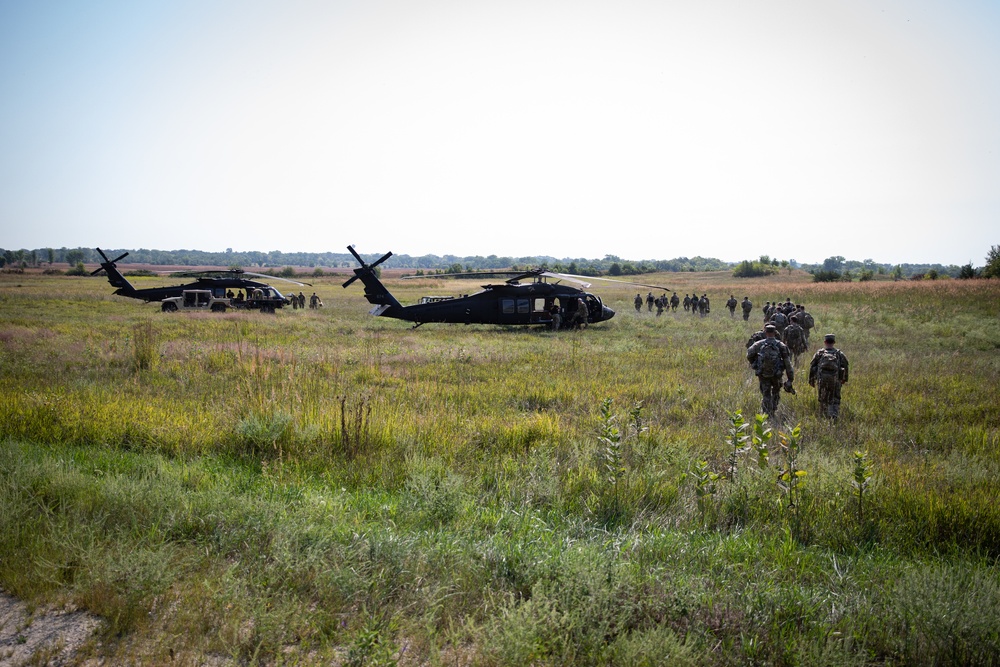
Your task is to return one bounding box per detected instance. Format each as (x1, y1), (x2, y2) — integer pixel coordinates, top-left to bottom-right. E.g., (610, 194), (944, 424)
(342, 245), (394, 288)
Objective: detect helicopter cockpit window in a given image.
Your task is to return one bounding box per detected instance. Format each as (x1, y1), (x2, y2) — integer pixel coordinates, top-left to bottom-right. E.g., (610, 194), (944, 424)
(517, 299), (530, 314)
(501, 299), (515, 314)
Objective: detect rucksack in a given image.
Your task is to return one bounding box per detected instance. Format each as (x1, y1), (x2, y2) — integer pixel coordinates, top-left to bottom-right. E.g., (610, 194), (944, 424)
(755, 340), (784, 378)
(802, 312), (815, 329)
(818, 349), (840, 377)
(771, 312), (787, 328)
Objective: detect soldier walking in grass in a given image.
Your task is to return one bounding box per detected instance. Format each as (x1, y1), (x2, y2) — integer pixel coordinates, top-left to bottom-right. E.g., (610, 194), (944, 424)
(746, 328), (766, 349)
(634, 293), (643, 313)
(646, 292), (655, 312)
(782, 315), (809, 368)
(655, 296), (665, 316)
(762, 301), (772, 322)
(683, 294), (691, 311)
(670, 292), (679, 311)
(726, 295), (738, 317)
(747, 324), (795, 416)
(797, 305), (815, 342)
(808, 333), (849, 420)
(698, 294), (710, 317)
(741, 296), (753, 321)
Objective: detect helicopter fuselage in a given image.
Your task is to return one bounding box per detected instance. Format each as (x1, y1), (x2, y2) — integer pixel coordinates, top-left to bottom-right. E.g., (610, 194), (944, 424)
(378, 281), (614, 326)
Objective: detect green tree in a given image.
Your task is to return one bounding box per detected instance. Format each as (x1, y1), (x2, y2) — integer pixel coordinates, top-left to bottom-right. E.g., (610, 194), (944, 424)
(983, 245), (1000, 279)
(65, 249), (85, 266)
(46, 248), (55, 265)
(608, 262), (622, 276)
(959, 263), (977, 279)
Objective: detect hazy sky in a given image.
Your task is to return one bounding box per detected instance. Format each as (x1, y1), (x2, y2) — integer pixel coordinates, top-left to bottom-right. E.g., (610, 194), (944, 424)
(1, 1), (997, 264)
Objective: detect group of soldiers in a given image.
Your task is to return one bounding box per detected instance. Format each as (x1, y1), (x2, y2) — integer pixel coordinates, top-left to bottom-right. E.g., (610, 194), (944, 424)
(290, 292), (323, 310)
(633, 292), (713, 316)
(743, 298), (849, 420)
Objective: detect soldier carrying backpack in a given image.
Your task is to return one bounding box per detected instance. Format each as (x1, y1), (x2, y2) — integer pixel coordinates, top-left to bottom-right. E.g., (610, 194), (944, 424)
(808, 333), (849, 420)
(741, 296), (753, 321)
(746, 324), (795, 416)
(782, 315), (809, 368)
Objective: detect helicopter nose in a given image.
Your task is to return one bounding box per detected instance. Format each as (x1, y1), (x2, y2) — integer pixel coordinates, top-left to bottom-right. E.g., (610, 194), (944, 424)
(602, 305), (615, 321)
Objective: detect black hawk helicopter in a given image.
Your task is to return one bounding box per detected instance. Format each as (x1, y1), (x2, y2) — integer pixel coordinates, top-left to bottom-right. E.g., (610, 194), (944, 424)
(92, 247), (308, 309)
(343, 245), (671, 328)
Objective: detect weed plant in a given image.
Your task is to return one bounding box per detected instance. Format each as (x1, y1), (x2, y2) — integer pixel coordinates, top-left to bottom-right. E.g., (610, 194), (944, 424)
(0, 272), (999, 664)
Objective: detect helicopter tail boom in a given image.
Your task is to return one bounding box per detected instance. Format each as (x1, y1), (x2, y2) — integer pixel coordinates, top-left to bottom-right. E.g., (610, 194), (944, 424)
(92, 248), (138, 297)
(343, 246), (404, 317)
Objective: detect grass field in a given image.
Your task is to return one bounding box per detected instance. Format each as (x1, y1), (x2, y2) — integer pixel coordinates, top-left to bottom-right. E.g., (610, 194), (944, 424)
(1, 271), (999, 665)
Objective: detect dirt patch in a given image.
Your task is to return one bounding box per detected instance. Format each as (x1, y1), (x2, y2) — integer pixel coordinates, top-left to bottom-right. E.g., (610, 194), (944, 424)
(0, 591), (100, 666)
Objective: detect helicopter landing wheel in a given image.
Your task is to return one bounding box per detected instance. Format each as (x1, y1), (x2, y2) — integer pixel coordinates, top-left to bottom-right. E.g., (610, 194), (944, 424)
(161, 301), (178, 312)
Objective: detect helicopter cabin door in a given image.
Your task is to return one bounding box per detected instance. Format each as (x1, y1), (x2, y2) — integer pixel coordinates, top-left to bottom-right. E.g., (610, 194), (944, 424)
(498, 297), (533, 324)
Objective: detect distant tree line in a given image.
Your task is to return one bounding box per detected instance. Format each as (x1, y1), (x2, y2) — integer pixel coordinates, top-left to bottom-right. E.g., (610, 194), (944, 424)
(4, 245), (998, 279)
(800, 253), (1000, 282)
(0, 247), (729, 274)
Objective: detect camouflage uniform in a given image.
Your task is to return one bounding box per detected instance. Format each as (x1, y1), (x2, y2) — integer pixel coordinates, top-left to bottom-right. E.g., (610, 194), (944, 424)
(798, 306), (815, 342)
(808, 336), (849, 420)
(655, 297), (665, 316)
(634, 294), (642, 312)
(741, 297), (753, 321)
(646, 292), (655, 312)
(670, 292), (679, 311)
(769, 310), (788, 335)
(746, 329), (765, 349)
(782, 320), (808, 368)
(683, 294), (691, 311)
(726, 296), (737, 316)
(747, 328), (794, 416)
(698, 294), (709, 316)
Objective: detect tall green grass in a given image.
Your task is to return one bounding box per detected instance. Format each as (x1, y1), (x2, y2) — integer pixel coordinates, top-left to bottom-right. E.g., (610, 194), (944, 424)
(1, 273), (998, 664)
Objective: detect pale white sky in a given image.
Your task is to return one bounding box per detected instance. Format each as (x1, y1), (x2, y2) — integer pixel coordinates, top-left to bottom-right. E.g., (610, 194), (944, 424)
(1, 1), (997, 265)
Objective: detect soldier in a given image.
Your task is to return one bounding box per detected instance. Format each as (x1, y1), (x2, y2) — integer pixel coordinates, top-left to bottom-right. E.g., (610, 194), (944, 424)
(762, 301), (772, 322)
(782, 315), (809, 368)
(698, 294), (710, 317)
(646, 292), (655, 312)
(746, 328), (766, 349)
(797, 305), (815, 342)
(741, 296), (753, 321)
(683, 294), (691, 311)
(726, 294), (738, 317)
(572, 297), (589, 328)
(808, 334), (849, 420)
(549, 303), (562, 330)
(783, 299), (795, 315)
(634, 293), (643, 313)
(655, 296), (665, 316)
(670, 292), (680, 311)
(298, 292), (306, 309)
(769, 308), (788, 335)
(309, 292), (320, 309)
(747, 324), (795, 416)
(292, 292), (299, 309)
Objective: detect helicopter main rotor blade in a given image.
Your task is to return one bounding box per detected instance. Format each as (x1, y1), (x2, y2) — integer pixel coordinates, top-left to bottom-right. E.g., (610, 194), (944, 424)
(564, 273), (672, 291)
(370, 251), (393, 269)
(342, 275), (360, 289)
(110, 252), (129, 264)
(347, 245), (365, 265)
(96, 247), (110, 262)
(401, 270), (527, 280)
(539, 271), (591, 288)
